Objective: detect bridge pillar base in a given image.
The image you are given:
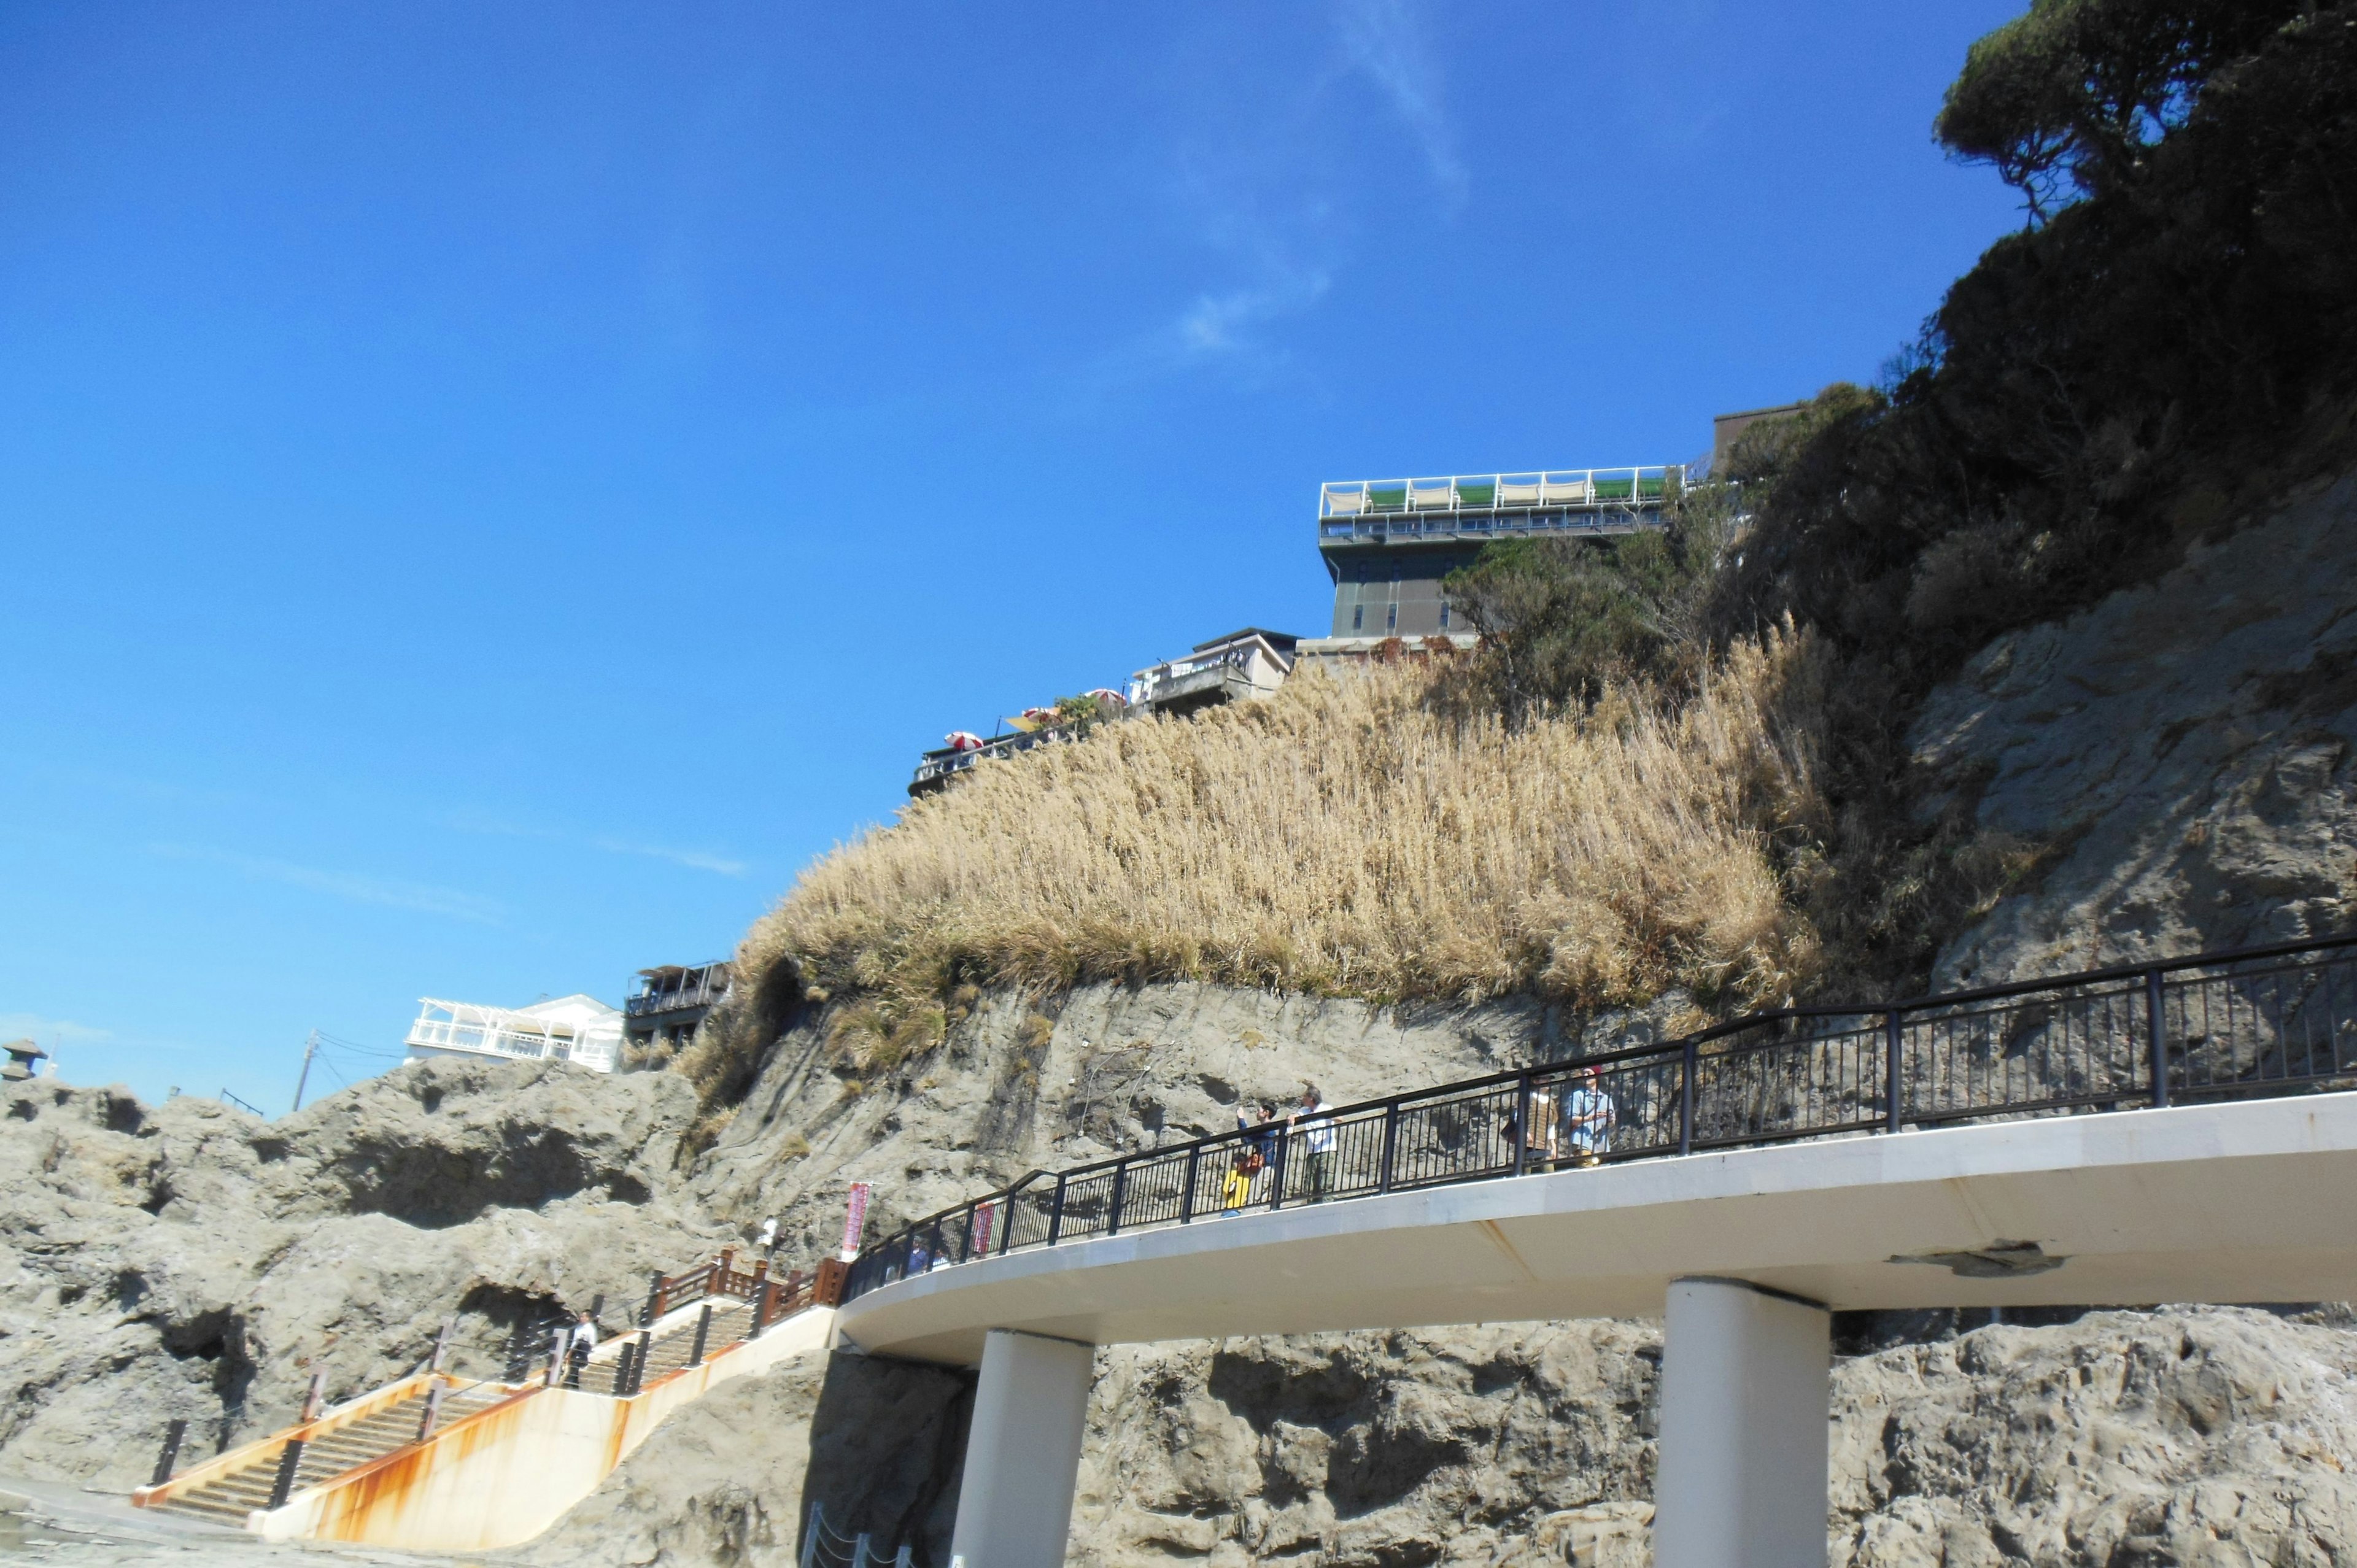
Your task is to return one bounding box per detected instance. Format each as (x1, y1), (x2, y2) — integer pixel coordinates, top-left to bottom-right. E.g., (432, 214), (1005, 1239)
(949, 1329), (1093, 1568)
(1654, 1277), (1829, 1568)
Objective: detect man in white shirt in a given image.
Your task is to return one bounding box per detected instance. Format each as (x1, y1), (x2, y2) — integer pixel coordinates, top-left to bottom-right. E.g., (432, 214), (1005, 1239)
(1290, 1084), (1337, 1202)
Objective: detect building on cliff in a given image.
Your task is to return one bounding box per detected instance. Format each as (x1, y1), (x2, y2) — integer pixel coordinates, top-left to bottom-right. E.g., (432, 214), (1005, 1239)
(1124, 628), (1298, 719)
(623, 961), (732, 1061)
(401, 994), (624, 1073)
(1292, 464), (1679, 664)
(902, 448), (1717, 789)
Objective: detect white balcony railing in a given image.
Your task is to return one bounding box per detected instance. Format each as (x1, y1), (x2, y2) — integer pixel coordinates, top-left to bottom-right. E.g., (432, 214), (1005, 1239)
(403, 1000), (621, 1073)
(1318, 466), (1681, 530)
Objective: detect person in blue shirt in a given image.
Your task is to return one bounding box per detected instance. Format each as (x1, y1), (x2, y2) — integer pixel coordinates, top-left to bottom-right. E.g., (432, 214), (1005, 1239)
(1562, 1066), (1616, 1167)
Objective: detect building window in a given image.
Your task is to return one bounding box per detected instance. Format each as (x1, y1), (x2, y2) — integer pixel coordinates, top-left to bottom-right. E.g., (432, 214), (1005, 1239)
(1439, 603), (1450, 630)
(1352, 603), (1363, 631)
(1386, 603), (1398, 633)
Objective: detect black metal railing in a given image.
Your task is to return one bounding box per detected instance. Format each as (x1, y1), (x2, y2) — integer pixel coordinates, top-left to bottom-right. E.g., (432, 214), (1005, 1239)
(843, 934), (2357, 1302)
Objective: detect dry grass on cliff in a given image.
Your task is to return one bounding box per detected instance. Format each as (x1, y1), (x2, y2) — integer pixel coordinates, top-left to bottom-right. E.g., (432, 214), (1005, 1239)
(722, 631), (1833, 1058)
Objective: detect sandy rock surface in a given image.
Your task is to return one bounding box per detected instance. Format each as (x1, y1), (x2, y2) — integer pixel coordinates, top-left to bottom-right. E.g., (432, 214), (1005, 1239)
(396, 1305), (2357, 1568)
(0, 1057), (724, 1490)
(15, 468), (2357, 1566)
(692, 978), (1689, 1280)
(1914, 466), (2357, 985)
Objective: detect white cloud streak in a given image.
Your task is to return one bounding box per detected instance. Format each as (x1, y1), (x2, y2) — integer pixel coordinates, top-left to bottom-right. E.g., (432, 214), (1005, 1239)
(0, 1013), (115, 1046)
(150, 843), (505, 925)
(1334, 0), (1468, 205)
(443, 809), (748, 878)
(1108, 0), (1467, 384)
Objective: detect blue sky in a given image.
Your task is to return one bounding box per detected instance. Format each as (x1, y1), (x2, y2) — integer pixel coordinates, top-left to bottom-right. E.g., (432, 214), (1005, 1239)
(0, 1), (2024, 1110)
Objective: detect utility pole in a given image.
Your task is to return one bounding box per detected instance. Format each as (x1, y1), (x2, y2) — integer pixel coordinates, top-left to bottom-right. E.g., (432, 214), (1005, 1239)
(292, 1029), (320, 1113)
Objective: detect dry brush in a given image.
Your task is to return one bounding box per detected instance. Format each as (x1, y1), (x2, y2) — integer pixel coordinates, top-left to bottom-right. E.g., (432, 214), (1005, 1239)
(700, 631), (1835, 1096)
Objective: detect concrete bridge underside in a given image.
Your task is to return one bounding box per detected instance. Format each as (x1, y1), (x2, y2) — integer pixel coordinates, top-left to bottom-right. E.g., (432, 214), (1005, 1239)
(836, 1094), (2357, 1568)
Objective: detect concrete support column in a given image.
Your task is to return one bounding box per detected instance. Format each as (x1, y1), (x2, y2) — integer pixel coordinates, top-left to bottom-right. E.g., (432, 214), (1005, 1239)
(949, 1329), (1093, 1568)
(1654, 1277), (1830, 1568)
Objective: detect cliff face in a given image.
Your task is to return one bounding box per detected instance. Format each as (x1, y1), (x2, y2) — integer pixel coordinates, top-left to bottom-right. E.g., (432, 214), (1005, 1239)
(1914, 465), (2357, 986)
(503, 1307), (2357, 1568)
(0, 1057), (721, 1489)
(689, 980), (1682, 1282)
(11, 470), (2357, 1566)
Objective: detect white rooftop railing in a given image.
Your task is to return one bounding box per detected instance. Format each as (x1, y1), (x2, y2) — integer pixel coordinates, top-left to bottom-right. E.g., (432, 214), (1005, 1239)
(1319, 466), (1681, 528)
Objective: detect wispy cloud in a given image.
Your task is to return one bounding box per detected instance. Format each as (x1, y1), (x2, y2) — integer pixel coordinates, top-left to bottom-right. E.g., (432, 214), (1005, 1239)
(1334, 0), (1468, 205)
(589, 837), (749, 878)
(1097, 0), (1466, 387)
(443, 808), (748, 879)
(151, 844), (504, 925)
(0, 1013), (115, 1046)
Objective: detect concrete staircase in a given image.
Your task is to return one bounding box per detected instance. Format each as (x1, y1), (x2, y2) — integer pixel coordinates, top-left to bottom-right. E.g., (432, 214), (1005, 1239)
(157, 1381), (507, 1526)
(133, 1249), (838, 1550)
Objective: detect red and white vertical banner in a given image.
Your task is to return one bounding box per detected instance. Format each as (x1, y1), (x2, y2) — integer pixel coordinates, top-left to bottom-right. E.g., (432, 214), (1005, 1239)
(842, 1181), (872, 1261)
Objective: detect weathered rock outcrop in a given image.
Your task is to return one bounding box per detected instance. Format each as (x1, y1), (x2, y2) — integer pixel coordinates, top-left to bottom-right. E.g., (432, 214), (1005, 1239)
(0, 1057), (722, 1490)
(493, 1304), (2357, 1568)
(15, 470), (2357, 1566)
(519, 1348), (973, 1568)
(1914, 465), (2357, 985)
(691, 980), (1666, 1281)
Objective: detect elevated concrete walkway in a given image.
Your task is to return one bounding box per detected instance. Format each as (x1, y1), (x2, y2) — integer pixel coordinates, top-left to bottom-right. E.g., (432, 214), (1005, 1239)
(840, 1092), (2357, 1363)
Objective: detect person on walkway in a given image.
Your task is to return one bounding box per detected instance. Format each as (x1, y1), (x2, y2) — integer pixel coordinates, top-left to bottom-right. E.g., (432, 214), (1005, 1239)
(1514, 1078), (1560, 1171)
(1238, 1102), (1278, 1176)
(1290, 1084), (1337, 1201)
(1563, 1066), (1615, 1167)
(563, 1312), (595, 1389)
(1220, 1151), (1254, 1215)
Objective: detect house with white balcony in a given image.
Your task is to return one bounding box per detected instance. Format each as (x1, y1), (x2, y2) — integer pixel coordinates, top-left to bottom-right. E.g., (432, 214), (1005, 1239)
(402, 995), (624, 1074)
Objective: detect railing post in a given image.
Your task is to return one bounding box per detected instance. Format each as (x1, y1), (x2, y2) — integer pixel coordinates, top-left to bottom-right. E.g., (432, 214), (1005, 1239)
(689, 1304), (713, 1367)
(606, 1339), (632, 1395)
(1679, 1038), (1697, 1157)
(1106, 1161), (1128, 1237)
(1180, 1144), (1201, 1222)
(414, 1383), (444, 1442)
(1884, 1012), (1904, 1134)
(1378, 1100), (1400, 1193)
(266, 1439), (305, 1509)
(1047, 1174), (1069, 1245)
(750, 1279), (773, 1338)
(1269, 1129), (1290, 1210)
(429, 1318), (453, 1373)
(629, 1330), (652, 1395)
(301, 1369), (325, 1424)
(641, 1271), (664, 1328)
(2147, 967), (2171, 1108)
(1511, 1072), (1534, 1176)
(150, 1418), (188, 1488)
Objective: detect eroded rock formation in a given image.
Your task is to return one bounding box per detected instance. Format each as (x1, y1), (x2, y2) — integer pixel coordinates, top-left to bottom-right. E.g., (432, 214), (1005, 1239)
(0, 1058), (721, 1490)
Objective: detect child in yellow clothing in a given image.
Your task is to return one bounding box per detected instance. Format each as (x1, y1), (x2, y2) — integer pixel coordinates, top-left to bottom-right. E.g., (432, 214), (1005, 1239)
(1220, 1154), (1254, 1215)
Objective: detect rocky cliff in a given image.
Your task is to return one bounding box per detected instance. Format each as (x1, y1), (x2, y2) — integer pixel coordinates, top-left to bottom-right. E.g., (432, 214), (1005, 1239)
(1914, 465), (2357, 986)
(10, 471), (2357, 1566)
(0, 1057), (722, 1490)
